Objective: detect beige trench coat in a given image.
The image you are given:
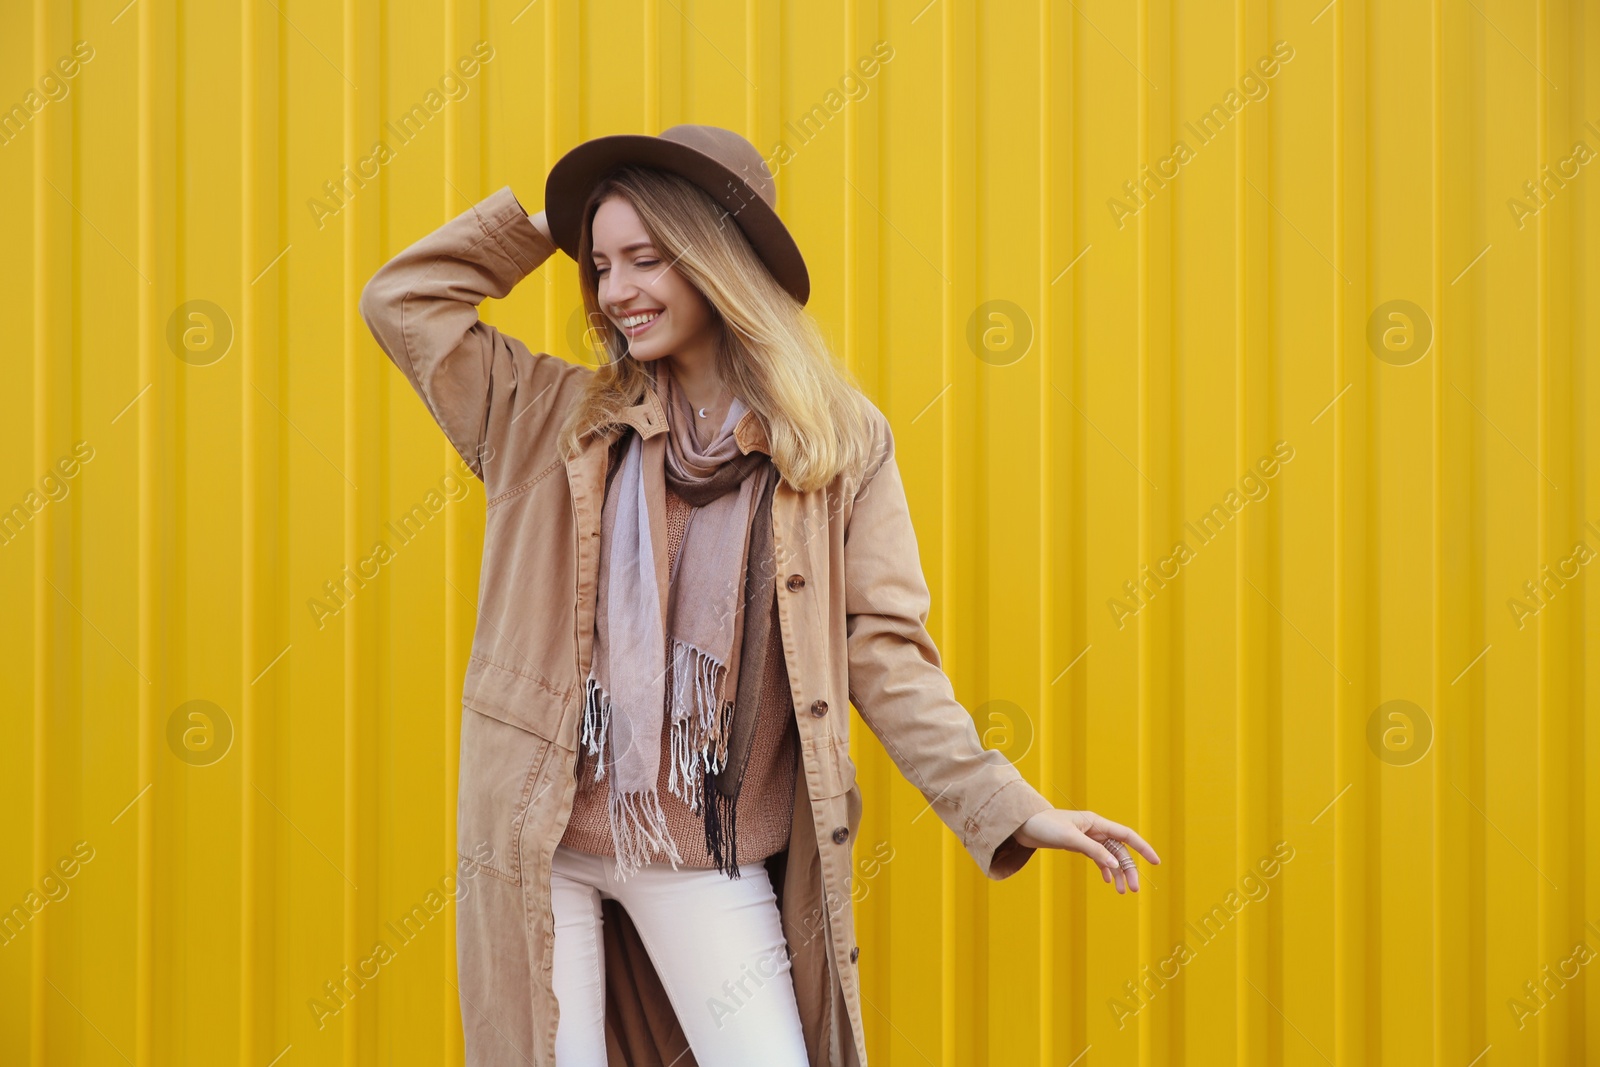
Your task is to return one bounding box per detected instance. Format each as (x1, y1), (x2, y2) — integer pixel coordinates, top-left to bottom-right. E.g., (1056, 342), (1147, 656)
(358, 186), (1056, 1066)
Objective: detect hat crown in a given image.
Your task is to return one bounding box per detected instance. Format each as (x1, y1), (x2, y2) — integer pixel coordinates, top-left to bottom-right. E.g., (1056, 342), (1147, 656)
(544, 122), (809, 305)
(657, 124), (777, 210)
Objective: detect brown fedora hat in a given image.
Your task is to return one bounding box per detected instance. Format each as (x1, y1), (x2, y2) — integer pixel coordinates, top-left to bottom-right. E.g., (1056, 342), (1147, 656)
(544, 123), (810, 306)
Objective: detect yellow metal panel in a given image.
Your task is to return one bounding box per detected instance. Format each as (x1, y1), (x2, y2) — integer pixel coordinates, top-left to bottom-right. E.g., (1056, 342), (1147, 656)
(3, 0), (1597, 1064)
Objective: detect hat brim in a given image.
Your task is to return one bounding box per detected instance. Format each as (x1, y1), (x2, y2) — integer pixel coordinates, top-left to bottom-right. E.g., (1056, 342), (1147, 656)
(544, 133), (810, 307)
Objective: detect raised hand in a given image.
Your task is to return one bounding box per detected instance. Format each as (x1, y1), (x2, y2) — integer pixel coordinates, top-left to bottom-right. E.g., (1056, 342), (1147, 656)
(529, 208), (552, 244)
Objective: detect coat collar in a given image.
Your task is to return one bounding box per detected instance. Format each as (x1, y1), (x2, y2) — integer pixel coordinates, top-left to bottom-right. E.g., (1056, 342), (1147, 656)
(607, 385), (770, 456)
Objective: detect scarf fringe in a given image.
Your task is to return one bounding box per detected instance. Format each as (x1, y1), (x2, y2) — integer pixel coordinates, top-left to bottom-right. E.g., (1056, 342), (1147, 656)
(580, 674), (612, 781)
(608, 784), (683, 880)
(581, 618), (747, 883)
(702, 759), (742, 878)
(667, 637), (736, 808)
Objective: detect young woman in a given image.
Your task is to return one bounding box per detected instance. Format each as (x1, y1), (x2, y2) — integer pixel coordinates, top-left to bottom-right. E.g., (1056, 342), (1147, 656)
(360, 124), (1158, 1067)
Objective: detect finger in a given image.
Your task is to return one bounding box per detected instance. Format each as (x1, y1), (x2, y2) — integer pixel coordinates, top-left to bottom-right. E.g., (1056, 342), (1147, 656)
(1098, 843), (1125, 893)
(1084, 837), (1122, 871)
(1094, 819), (1158, 870)
(1093, 816), (1160, 865)
(1105, 841), (1138, 893)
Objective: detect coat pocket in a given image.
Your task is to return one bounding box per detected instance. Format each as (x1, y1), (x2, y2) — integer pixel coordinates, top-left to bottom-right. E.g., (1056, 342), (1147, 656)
(457, 705), (555, 887)
(463, 654), (573, 744)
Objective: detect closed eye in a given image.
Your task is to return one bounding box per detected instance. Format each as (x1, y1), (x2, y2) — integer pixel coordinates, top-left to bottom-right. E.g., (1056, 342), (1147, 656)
(594, 257), (660, 277)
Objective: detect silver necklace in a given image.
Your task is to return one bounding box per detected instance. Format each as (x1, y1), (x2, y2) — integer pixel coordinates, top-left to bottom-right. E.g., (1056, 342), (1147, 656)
(696, 385), (729, 419)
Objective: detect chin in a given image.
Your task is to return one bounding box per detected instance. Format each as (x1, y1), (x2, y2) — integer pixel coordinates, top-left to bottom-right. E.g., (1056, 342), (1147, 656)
(630, 330), (689, 359)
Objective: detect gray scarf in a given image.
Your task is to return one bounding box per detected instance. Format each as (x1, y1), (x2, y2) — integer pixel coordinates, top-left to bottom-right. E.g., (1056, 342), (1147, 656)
(581, 363), (777, 881)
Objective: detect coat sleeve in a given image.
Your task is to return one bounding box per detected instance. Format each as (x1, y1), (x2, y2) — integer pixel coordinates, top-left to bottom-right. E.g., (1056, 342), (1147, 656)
(842, 411), (1056, 880)
(358, 184), (568, 480)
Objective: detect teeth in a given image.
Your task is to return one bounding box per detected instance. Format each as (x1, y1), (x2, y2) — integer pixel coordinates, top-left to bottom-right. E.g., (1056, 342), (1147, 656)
(621, 311), (660, 328)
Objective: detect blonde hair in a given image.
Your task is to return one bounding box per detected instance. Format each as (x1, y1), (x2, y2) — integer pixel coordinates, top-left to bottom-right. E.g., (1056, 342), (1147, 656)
(556, 165), (876, 494)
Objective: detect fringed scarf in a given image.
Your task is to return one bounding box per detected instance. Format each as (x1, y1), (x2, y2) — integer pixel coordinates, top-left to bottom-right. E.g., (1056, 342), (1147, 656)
(580, 363), (778, 882)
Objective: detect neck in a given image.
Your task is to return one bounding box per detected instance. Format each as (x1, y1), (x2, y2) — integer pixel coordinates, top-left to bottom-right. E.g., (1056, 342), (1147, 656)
(661, 336), (723, 411)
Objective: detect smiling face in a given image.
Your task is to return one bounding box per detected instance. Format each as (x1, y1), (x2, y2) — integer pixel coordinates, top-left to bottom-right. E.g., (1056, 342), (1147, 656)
(589, 194), (718, 367)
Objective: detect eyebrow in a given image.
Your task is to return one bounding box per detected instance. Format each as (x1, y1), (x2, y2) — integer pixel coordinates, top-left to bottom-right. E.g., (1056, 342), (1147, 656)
(592, 241), (656, 260)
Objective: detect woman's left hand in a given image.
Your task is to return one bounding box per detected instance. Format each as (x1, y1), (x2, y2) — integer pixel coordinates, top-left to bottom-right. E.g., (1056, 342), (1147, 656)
(1014, 809), (1161, 894)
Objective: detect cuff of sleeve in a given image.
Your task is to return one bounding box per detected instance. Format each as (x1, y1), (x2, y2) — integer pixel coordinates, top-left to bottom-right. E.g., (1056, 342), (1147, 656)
(475, 185), (559, 276)
(966, 774), (1056, 881)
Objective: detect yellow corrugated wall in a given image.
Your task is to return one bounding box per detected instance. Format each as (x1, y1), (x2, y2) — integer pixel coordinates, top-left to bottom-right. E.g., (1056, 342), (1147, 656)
(3, 0), (1597, 1063)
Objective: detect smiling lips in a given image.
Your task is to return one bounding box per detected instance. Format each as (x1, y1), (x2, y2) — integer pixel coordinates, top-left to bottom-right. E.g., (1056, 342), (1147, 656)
(619, 309), (663, 335)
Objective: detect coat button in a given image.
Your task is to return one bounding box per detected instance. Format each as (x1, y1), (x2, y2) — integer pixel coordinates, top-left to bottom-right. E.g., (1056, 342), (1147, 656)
(832, 825), (849, 844)
(786, 574), (805, 591)
(810, 699), (828, 717)
(849, 946), (859, 963)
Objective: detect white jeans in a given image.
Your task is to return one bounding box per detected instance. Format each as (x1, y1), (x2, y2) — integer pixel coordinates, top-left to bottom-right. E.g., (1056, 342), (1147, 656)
(550, 843), (810, 1066)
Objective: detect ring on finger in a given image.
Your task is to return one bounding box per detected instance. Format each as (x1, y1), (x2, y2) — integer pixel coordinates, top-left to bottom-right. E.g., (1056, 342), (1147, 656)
(1106, 840), (1137, 872)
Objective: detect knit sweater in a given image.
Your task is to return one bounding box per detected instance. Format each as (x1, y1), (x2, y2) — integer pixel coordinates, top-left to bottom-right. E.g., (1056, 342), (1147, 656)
(560, 463), (800, 868)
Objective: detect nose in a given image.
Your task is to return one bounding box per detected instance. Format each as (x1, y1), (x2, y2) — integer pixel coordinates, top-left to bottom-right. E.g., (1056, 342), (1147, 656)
(601, 270), (643, 314)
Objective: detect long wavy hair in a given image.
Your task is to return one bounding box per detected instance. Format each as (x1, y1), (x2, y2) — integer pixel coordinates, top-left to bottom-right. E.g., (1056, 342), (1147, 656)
(555, 165), (876, 495)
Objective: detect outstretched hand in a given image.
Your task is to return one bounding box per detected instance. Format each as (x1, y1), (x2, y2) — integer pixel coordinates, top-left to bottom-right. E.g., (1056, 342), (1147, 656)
(1014, 809), (1161, 894)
